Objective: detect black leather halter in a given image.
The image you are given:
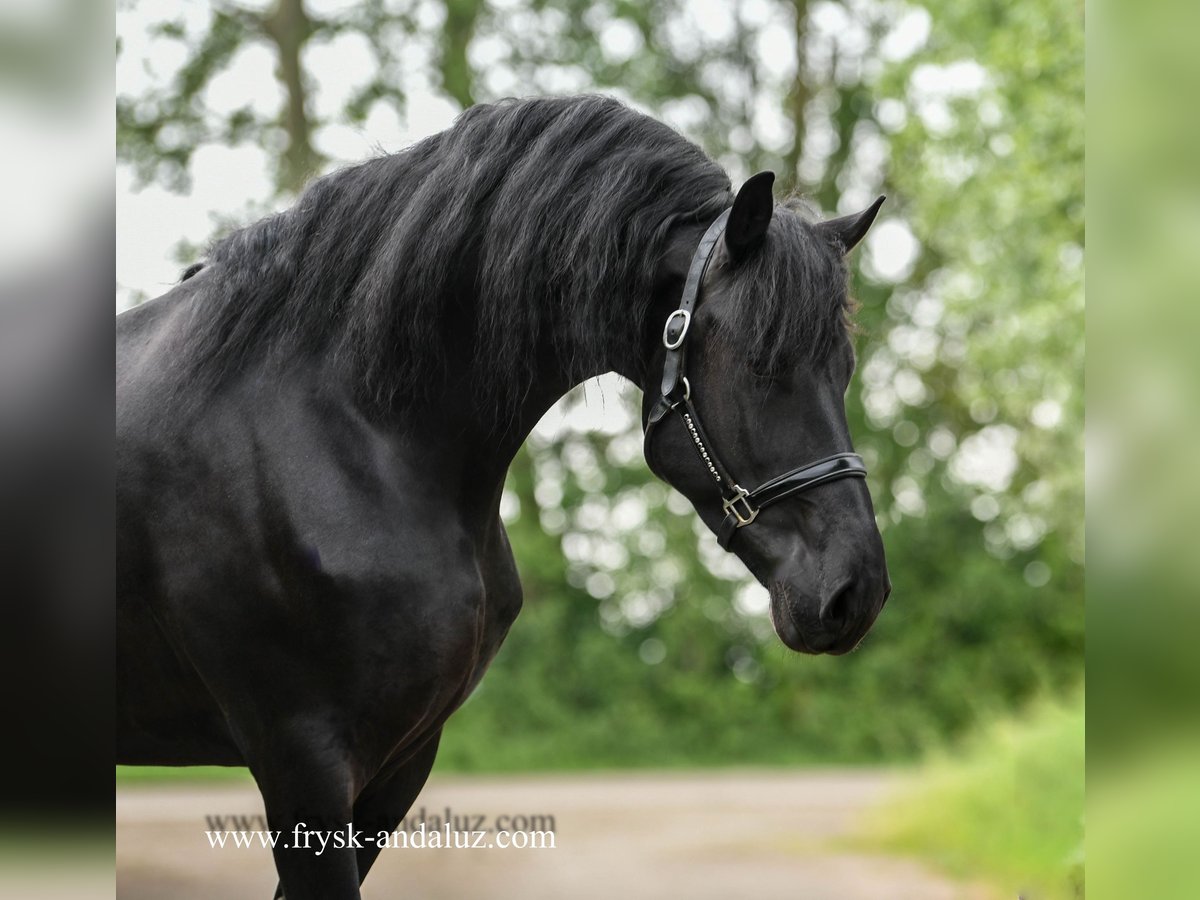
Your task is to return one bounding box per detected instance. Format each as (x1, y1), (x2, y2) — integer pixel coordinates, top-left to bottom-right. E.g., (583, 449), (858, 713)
(644, 209), (868, 550)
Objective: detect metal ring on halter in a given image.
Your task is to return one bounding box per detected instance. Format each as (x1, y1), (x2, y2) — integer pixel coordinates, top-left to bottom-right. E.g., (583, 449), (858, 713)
(662, 309), (691, 350)
(681, 377), (691, 401)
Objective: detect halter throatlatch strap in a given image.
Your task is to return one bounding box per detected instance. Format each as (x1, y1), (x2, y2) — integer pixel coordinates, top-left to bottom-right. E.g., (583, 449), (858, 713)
(644, 207), (868, 550)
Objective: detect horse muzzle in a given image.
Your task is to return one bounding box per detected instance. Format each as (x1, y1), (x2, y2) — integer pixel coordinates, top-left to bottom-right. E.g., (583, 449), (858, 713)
(768, 570), (890, 655)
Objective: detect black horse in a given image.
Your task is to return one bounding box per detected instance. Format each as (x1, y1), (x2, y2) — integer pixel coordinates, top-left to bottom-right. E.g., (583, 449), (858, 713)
(117, 95), (890, 898)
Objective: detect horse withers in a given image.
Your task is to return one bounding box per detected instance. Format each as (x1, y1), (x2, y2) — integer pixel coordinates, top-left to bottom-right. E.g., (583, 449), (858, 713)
(116, 95), (890, 899)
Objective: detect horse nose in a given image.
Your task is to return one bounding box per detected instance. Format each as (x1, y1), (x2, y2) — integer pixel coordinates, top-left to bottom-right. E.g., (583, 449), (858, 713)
(808, 576), (883, 654)
(819, 578), (856, 630)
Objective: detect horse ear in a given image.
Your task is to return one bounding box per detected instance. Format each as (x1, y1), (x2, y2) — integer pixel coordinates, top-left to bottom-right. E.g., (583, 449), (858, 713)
(816, 196), (886, 254)
(725, 171), (775, 260)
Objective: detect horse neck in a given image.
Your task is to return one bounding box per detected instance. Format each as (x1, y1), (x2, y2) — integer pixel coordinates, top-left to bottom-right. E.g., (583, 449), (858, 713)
(394, 218), (705, 508)
(446, 340), (644, 491)
(416, 316), (655, 515)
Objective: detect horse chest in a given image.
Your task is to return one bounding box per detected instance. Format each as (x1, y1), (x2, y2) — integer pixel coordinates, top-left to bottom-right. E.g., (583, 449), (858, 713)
(466, 521), (525, 666)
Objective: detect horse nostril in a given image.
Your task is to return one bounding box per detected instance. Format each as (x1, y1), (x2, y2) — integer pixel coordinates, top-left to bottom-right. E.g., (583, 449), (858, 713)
(820, 580), (855, 628)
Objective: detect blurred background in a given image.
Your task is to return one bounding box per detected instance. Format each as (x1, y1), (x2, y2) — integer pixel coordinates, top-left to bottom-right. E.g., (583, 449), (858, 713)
(110, 0), (1085, 897)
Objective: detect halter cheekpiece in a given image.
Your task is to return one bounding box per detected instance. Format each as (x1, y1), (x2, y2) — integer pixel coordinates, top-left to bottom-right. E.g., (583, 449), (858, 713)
(643, 208), (868, 549)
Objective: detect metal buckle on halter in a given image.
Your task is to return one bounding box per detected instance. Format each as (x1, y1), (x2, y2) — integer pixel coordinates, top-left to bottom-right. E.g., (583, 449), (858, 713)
(722, 484), (759, 527)
(662, 309), (691, 350)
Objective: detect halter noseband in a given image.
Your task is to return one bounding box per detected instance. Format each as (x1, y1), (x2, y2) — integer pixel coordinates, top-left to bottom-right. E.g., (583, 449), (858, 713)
(643, 209), (868, 550)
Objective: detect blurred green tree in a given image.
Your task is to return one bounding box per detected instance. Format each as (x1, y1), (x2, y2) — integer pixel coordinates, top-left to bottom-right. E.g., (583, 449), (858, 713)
(117, 0), (1083, 766)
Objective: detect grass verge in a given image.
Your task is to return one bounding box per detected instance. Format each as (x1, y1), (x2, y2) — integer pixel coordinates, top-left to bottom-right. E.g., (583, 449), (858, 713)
(857, 691), (1084, 900)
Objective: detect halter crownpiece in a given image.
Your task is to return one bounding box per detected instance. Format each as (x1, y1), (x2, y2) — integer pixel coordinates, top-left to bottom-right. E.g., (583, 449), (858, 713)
(643, 208), (868, 550)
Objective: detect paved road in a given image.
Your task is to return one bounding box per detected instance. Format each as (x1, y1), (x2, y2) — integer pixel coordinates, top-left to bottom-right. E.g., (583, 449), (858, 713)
(116, 770), (995, 899)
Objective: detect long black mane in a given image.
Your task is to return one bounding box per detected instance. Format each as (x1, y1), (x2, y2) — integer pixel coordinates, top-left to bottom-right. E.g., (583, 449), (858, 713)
(179, 95), (851, 417)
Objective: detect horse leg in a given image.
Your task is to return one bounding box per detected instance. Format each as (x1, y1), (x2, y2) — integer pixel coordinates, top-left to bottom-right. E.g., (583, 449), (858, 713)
(266, 730), (443, 897)
(245, 722), (363, 900)
(352, 730), (443, 886)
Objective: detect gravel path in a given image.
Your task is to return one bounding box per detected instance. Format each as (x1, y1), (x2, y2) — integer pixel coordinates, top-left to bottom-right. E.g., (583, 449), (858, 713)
(116, 769), (996, 899)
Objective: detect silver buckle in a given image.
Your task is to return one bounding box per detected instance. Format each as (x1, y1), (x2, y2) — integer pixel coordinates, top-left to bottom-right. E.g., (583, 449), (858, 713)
(722, 485), (758, 527)
(662, 309), (691, 349)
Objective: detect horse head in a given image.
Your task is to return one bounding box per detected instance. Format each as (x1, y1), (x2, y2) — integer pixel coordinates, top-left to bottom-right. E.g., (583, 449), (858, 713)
(644, 173), (891, 654)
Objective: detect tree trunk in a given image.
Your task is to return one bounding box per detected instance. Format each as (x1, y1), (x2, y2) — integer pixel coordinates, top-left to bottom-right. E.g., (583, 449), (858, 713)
(440, 0), (482, 109)
(263, 0), (318, 194)
(783, 0), (810, 193)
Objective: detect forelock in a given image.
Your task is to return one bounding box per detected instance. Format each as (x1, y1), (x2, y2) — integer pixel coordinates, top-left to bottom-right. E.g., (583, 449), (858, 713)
(710, 202), (854, 374)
